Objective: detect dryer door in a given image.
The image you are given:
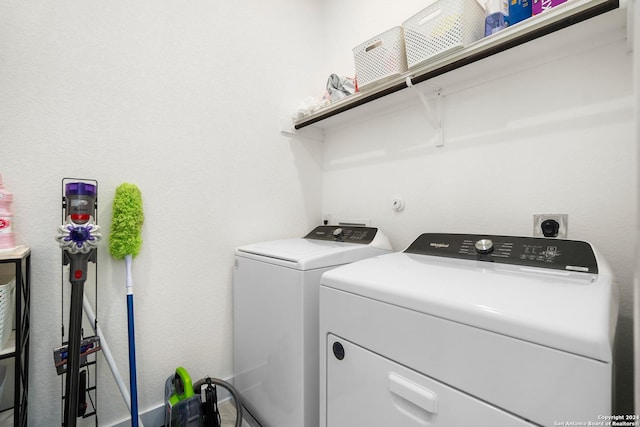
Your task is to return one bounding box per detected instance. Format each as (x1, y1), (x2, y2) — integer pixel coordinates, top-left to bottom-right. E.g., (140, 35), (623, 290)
(325, 335), (534, 427)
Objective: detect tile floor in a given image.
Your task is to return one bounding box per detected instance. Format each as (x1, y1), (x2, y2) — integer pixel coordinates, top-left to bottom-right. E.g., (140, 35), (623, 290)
(0, 409), (11, 427)
(219, 400), (260, 427)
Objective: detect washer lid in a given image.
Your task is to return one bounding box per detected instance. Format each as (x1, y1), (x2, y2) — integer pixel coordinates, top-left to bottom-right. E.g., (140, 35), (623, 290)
(321, 250), (618, 362)
(236, 227), (391, 270)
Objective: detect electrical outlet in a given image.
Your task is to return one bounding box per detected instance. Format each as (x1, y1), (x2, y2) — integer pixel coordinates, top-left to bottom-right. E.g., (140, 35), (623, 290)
(533, 214), (568, 238)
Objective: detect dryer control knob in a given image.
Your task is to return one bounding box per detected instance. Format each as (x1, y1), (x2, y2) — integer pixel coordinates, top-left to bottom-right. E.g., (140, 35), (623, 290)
(475, 239), (494, 254)
(333, 228), (344, 240)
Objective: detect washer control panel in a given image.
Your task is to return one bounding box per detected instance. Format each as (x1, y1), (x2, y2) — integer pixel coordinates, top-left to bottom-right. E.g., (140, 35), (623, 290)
(305, 226), (378, 244)
(405, 233), (598, 273)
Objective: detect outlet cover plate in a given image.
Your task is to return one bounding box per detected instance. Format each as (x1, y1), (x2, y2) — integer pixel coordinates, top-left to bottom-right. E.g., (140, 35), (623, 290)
(533, 214), (568, 238)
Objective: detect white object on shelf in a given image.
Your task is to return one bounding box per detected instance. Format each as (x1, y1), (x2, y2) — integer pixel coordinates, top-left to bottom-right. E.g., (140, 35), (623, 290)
(0, 279), (15, 351)
(403, 0), (486, 69)
(353, 26), (408, 90)
(0, 332), (15, 357)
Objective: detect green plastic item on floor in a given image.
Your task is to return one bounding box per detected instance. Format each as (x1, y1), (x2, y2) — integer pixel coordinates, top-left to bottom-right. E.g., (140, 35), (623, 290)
(165, 367), (202, 427)
(169, 367), (195, 406)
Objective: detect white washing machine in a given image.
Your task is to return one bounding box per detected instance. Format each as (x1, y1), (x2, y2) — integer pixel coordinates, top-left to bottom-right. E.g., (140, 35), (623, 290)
(233, 225), (392, 427)
(319, 233), (619, 427)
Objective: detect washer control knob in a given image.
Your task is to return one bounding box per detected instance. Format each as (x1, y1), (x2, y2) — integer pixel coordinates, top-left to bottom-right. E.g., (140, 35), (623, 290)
(475, 239), (494, 254)
(333, 228), (344, 240)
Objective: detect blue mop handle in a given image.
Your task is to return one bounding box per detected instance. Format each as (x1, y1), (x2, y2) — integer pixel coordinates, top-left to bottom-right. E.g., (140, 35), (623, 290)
(127, 294), (138, 427)
(126, 255), (139, 427)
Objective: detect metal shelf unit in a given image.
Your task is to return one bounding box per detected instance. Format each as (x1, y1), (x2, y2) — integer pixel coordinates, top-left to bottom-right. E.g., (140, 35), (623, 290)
(0, 246), (30, 427)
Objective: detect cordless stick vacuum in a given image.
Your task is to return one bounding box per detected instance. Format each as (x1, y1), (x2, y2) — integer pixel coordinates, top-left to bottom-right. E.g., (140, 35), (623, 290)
(56, 182), (101, 427)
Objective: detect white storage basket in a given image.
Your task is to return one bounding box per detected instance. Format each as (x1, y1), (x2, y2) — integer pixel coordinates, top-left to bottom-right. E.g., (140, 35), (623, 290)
(353, 26), (408, 90)
(0, 278), (14, 351)
(403, 0), (485, 69)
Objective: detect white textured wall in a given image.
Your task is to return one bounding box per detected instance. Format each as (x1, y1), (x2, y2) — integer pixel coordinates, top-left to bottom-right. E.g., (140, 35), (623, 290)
(634, 0), (640, 415)
(321, 3), (636, 414)
(0, 1), (324, 425)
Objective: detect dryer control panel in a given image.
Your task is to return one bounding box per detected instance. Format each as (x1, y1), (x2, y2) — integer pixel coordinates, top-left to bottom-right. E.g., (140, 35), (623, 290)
(305, 226), (378, 244)
(405, 233), (598, 273)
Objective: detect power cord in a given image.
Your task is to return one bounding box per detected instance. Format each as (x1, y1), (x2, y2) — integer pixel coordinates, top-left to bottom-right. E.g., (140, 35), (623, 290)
(193, 377), (243, 427)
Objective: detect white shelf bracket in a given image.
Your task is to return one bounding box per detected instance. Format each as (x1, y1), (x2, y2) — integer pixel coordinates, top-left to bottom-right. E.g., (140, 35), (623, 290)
(406, 77), (444, 147)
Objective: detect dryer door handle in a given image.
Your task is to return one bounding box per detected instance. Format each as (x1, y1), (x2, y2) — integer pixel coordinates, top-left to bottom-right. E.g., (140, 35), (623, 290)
(388, 373), (438, 414)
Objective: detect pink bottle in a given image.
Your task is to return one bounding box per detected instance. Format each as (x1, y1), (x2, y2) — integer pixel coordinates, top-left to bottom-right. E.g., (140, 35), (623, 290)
(0, 174), (16, 251)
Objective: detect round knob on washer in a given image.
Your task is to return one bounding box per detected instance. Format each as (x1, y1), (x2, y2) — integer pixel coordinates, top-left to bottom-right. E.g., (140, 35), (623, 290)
(333, 228), (344, 239)
(475, 239), (494, 254)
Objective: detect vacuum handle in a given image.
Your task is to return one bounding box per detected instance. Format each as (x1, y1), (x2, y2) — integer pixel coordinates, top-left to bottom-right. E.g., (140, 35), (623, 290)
(66, 251), (91, 285)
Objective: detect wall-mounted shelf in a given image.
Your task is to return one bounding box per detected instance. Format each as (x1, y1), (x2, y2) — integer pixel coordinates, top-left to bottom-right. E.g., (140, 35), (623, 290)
(292, 0), (620, 131)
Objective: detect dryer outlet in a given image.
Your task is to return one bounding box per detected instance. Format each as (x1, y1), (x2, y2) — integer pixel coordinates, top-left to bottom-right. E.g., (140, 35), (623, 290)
(392, 198), (405, 212)
(533, 214), (568, 238)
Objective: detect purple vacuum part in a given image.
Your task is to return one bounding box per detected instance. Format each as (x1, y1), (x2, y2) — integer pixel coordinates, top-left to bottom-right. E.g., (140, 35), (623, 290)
(64, 224), (98, 249)
(66, 182), (97, 197)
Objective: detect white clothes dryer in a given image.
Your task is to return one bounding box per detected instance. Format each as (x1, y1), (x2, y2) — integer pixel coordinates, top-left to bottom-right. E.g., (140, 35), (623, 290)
(233, 225), (392, 427)
(319, 233), (618, 427)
